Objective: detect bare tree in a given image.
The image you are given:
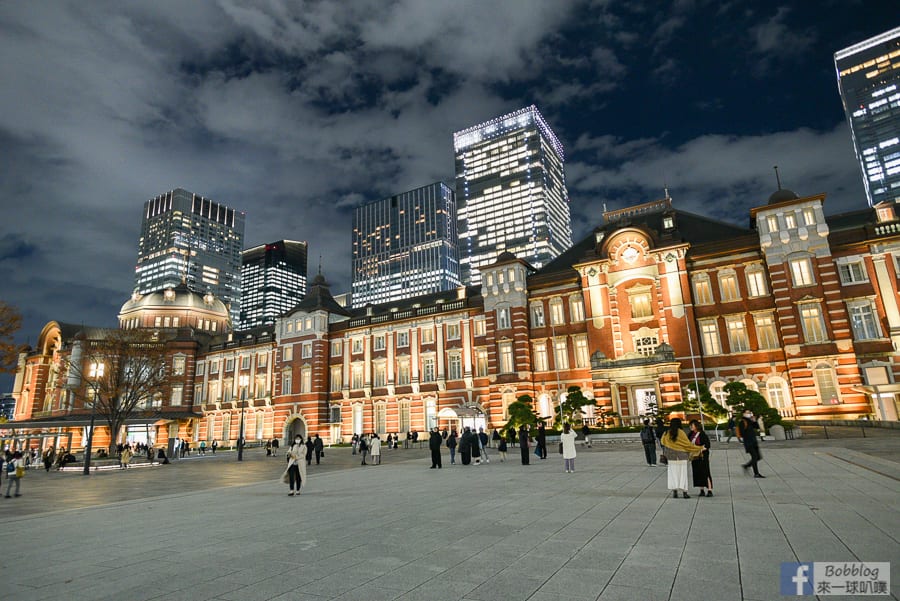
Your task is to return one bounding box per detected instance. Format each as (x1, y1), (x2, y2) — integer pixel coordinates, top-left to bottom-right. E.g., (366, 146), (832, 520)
(65, 328), (175, 456)
(0, 300), (25, 374)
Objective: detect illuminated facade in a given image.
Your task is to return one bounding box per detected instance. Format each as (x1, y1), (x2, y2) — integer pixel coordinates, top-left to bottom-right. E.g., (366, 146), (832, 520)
(240, 240), (308, 329)
(9, 192), (900, 454)
(135, 188), (245, 325)
(351, 182), (460, 307)
(835, 26), (900, 206)
(454, 105), (572, 285)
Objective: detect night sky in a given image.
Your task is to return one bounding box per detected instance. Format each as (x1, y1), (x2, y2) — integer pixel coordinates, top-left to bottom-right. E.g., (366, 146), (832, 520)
(1, 2), (897, 388)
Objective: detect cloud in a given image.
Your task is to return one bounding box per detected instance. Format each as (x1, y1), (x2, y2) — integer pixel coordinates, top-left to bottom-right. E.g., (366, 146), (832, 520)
(749, 6), (816, 71)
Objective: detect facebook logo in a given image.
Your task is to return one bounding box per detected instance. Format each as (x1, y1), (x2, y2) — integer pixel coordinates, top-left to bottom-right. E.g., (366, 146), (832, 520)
(781, 563), (814, 596)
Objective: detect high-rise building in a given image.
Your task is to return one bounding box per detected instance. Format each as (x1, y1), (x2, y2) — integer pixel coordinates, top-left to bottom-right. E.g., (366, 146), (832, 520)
(453, 105), (572, 284)
(351, 182), (461, 307)
(240, 240), (308, 330)
(135, 188), (245, 325)
(835, 26), (900, 206)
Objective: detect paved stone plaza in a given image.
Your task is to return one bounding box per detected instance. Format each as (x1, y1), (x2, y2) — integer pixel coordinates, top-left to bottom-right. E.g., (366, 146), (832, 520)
(1, 435), (898, 601)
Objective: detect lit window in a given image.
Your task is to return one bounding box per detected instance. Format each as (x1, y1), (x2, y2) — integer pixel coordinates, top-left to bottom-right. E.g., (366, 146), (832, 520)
(549, 299), (565, 325)
(397, 359), (410, 385)
(89, 362), (105, 378)
(257, 353), (267, 368)
(629, 290), (653, 319)
(498, 342), (514, 374)
(474, 320), (486, 337)
(533, 341), (548, 371)
(171, 385), (183, 406)
(209, 360), (219, 375)
(172, 356), (185, 376)
(281, 371), (292, 395)
(799, 303), (828, 343)
(784, 212), (797, 229)
(574, 335), (590, 368)
(753, 313), (779, 350)
(241, 355), (250, 369)
(373, 335), (385, 351)
(570, 296), (585, 322)
(282, 345), (293, 362)
(331, 340), (342, 357)
(766, 378), (790, 412)
(746, 269), (768, 297)
(446, 323), (460, 340)
(814, 364), (840, 405)
(838, 261), (868, 284)
(693, 275), (713, 305)
(301, 367), (312, 393)
(802, 208), (816, 226)
(700, 320), (721, 355)
(421, 328), (434, 344)
(725, 315), (750, 353)
(225, 358), (234, 372)
(396, 332), (409, 348)
(422, 356), (435, 382)
(789, 257), (815, 286)
(373, 363), (386, 387)
(766, 215), (779, 232)
(634, 335), (658, 357)
(447, 354), (462, 380)
(848, 301), (880, 340)
(351, 364), (364, 389)
(497, 307), (511, 330)
(531, 304), (545, 327)
(330, 366), (342, 392)
(352, 338), (363, 354)
(719, 272), (740, 302)
(710, 381), (727, 405)
(476, 348), (489, 377)
(554, 339), (569, 370)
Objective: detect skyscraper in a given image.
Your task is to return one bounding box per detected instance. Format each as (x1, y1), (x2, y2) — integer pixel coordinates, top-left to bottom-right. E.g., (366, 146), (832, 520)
(453, 105), (572, 284)
(351, 182), (461, 307)
(240, 240), (308, 330)
(135, 188), (245, 325)
(835, 26), (900, 206)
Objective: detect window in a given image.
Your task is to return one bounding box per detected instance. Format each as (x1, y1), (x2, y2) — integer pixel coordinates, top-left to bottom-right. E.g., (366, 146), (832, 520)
(446, 323), (460, 340)
(331, 340), (343, 357)
(710, 381), (727, 406)
(396, 331), (409, 347)
(838, 260), (868, 284)
(281, 371), (292, 395)
(300, 367), (311, 393)
(802, 208), (816, 226)
(554, 338), (569, 370)
(549, 299), (565, 325)
(208, 381), (219, 404)
(574, 335), (590, 368)
(225, 358), (235, 372)
(784, 212), (797, 229)
(254, 375), (266, 398)
(693, 275), (713, 305)
(425, 398), (437, 430)
(766, 215), (779, 232)
(447, 353), (462, 380)
(421, 328), (434, 344)
(754, 313), (779, 350)
(474, 319), (486, 337)
(375, 404), (386, 434)
(766, 378), (790, 412)
(257, 353), (267, 368)
(352, 338), (363, 354)
(629, 289), (652, 319)
(570, 296), (585, 322)
(531, 304), (545, 327)
(746, 269), (768, 297)
(373, 362), (386, 387)
(330, 366), (342, 392)
(241, 355), (251, 369)
(790, 257), (815, 286)
(397, 359), (410, 385)
(634, 335), (658, 357)
(194, 383), (203, 404)
(422, 356), (435, 383)
(89, 362), (105, 378)
(285, 320), (294, 334)
(719, 272), (740, 302)
(171, 385), (183, 406)
(498, 342), (514, 374)
(533, 341), (548, 371)
(725, 315), (750, 353)
(172, 317), (179, 327)
(497, 307), (511, 330)
(399, 401), (410, 434)
(155, 316), (162, 327)
(351, 364), (364, 389)
(222, 416), (231, 441)
(301, 342), (312, 359)
(814, 364), (840, 404)
(700, 320), (721, 355)
(373, 335), (385, 351)
(282, 345), (293, 362)
(799, 303), (827, 343)
(476, 348), (489, 377)
(848, 301), (880, 340)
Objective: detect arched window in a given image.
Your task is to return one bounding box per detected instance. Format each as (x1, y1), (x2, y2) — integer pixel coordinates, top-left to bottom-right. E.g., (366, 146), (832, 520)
(709, 381), (727, 406)
(765, 377), (792, 415)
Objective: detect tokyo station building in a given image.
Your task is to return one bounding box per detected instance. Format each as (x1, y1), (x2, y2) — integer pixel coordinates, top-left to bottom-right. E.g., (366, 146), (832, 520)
(9, 190), (900, 451)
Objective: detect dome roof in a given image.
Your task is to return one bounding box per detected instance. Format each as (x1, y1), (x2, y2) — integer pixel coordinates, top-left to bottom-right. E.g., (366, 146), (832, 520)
(119, 284), (228, 316)
(767, 188), (800, 205)
(495, 251), (518, 263)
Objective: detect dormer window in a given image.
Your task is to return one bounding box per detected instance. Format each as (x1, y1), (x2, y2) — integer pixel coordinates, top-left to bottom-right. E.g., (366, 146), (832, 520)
(766, 215), (779, 232)
(784, 213), (797, 229)
(662, 215), (675, 230)
(802, 208), (816, 226)
(876, 204), (896, 223)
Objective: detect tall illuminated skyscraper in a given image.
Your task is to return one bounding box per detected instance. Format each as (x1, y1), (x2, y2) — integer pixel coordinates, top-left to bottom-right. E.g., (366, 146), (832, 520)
(239, 240), (308, 330)
(351, 182), (461, 307)
(453, 105), (572, 284)
(135, 188), (245, 324)
(835, 26), (900, 206)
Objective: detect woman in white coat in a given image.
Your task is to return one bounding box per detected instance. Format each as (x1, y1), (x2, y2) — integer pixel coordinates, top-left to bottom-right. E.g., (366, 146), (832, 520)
(285, 435), (308, 496)
(560, 423), (578, 473)
(369, 434), (382, 465)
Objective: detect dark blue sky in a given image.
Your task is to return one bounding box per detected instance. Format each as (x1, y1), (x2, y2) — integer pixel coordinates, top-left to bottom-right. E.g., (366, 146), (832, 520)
(0, 1), (897, 390)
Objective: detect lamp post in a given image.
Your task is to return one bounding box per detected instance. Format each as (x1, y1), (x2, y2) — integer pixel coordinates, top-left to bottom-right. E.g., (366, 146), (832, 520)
(82, 398), (97, 475)
(237, 374), (248, 461)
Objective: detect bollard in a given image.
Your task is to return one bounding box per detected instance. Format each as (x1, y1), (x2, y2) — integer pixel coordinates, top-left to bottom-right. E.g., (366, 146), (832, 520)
(824, 425), (829, 439)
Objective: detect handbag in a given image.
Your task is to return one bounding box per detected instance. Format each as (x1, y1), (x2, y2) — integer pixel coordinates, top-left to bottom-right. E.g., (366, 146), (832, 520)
(558, 442), (563, 455)
(15, 465), (25, 478)
(534, 446), (541, 457)
(659, 454), (668, 465)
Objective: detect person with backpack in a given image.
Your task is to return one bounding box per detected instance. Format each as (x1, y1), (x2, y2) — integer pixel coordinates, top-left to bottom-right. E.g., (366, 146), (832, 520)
(5, 451), (24, 498)
(358, 435), (369, 465)
(640, 419), (657, 466)
(446, 429), (458, 465)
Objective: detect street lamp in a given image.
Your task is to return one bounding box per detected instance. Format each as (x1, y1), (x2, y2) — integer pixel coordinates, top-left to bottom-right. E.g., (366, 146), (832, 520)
(237, 374), (248, 461)
(82, 394), (97, 476)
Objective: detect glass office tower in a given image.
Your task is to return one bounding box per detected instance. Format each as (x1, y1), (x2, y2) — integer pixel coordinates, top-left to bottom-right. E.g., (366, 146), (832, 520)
(135, 188), (245, 324)
(351, 182), (461, 307)
(453, 105), (572, 284)
(240, 240), (308, 330)
(835, 26), (900, 206)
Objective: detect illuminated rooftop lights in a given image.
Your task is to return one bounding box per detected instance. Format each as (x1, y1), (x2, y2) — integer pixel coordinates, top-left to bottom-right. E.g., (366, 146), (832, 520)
(453, 105), (564, 161)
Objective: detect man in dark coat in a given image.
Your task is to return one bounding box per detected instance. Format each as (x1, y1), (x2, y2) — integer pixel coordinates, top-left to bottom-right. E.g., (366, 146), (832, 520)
(459, 427), (473, 465)
(305, 437), (315, 465)
(740, 411), (765, 478)
(536, 424), (547, 460)
(640, 419), (657, 466)
(313, 435), (324, 464)
(428, 427), (443, 469)
(518, 425), (530, 465)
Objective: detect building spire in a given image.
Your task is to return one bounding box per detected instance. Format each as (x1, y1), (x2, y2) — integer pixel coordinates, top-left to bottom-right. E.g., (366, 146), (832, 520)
(318, 255), (323, 277)
(774, 165), (782, 191)
(664, 183), (670, 199)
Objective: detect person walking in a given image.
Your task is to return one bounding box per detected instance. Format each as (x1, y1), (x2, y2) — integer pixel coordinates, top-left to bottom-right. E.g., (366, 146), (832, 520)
(660, 418), (703, 499)
(42, 446), (55, 472)
(640, 419), (657, 466)
(491, 428), (501, 448)
(199, 440), (207, 455)
(428, 427), (443, 469)
(121, 445), (133, 469)
(739, 411), (765, 478)
(497, 436), (508, 462)
(581, 423), (592, 448)
(560, 423), (577, 473)
(358, 435), (369, 465)
(459, 427), (472, 465)
(447, 429), (458, 465)
(284, 435), (307, 496)
(518, 425), (530, 465)
(536, 424), (547, 460)
(4, 451), (24, 498)
(725, 415), (737, 443)
(304, 436), (314, 465)
(271, 438), (279, 456)
(477, 428), (490, 463)
(689, 420), (713, 496)
(370, 434), (382, 465)
(211, 439), (218, 455)
(313, 435), (324, 465)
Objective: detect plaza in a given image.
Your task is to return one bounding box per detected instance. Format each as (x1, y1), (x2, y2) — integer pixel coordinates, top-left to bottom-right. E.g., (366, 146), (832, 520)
(1, 434), (898, 601)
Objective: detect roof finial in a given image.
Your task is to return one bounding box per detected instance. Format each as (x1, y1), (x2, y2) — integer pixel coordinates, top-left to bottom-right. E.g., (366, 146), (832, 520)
(664, 183), (670, 200)
(318, 255), (323, 277)
(774, 165), (782, 191)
